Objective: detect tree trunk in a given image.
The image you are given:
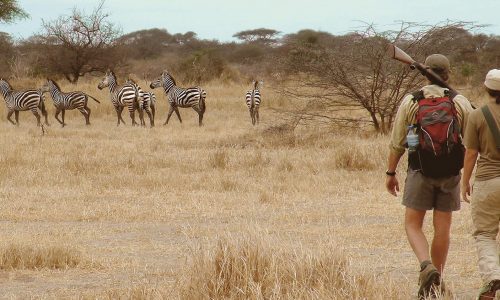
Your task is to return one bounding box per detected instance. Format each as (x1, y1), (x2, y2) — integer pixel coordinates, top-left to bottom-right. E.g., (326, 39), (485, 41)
(369, 111), (381, 133)
(380, 115), (387, 135)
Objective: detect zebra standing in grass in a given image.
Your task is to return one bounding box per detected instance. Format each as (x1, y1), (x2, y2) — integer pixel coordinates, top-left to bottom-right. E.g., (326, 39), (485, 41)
(245, 81), (262, 125)
(98, 70), (142, 126)
(125, 78), (155, 127)
(150, 71), (206, 126)
(41, 79), (100, 127)
(0, 78), (49, 126)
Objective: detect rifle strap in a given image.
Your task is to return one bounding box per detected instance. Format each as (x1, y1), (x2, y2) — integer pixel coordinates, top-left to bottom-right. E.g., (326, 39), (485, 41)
(481, 105), (500, 149)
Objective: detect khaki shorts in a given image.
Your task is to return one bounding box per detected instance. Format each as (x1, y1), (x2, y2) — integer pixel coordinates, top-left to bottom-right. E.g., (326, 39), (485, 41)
(402, 169), (461, 212)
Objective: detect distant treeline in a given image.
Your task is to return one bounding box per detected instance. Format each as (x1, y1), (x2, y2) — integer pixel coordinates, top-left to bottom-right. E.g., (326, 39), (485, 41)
(1, 19), (499, 86)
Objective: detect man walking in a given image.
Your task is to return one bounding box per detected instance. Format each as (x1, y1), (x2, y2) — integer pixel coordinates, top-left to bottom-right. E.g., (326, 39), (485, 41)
(462, 69), (500, 299)
(385, 54), (473, 298)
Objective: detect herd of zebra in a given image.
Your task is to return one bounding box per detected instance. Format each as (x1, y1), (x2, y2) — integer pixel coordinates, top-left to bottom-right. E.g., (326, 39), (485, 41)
(0, 70), (263, 128)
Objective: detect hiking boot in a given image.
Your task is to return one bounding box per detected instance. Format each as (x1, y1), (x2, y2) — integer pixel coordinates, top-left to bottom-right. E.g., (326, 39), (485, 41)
(418, 261), (440, 299)
(478, 280), (500, 300)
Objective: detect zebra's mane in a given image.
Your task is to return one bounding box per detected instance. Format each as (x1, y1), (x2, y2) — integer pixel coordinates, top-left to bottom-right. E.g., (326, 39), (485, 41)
(0, 78), (12, 91)
(48, 79), (62, 91)
(164, 73), (177, 86)
(108, 70), (118, 82)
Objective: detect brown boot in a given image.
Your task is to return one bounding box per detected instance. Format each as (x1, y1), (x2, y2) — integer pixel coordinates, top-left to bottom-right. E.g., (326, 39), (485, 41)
(418, 261), (440, 299)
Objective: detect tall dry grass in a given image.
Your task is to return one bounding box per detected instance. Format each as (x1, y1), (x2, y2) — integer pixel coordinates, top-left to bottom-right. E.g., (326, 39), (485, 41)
(0, 244), (83, 270)
(177, 236), (402, 300)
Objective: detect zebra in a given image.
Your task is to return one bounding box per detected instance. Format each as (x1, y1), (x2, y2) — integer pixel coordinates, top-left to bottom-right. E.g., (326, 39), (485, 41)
(149, 70), (206, 126)
(245, 80), (262, 125)
(97, 70), (142, 126)
(41, 79), (100, 127)
(143, 91), (156, 120)
(125, 78), (155, 127)
(0, 78), (49, 126)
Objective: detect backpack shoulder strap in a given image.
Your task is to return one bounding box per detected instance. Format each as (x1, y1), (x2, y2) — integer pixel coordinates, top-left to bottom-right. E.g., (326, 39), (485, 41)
(481, 105), (500, 149)
(411, 90), (424, 103)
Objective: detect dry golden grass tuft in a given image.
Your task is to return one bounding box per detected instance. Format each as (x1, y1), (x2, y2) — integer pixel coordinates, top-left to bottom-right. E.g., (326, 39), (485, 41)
(262, 123), (296, 147)
(90, 286), (168, 300)
(209, 149), (229, 169)
(0, 244), (83, 270)
(177, 236), (401, 300)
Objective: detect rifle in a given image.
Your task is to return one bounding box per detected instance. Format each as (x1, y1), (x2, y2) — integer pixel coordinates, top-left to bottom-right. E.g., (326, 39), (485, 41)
(387, 44), (456, 93)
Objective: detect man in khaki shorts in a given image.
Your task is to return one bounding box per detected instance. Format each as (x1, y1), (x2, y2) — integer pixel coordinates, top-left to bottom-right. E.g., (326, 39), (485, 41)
(462, 69), (500, 299)
(386, 54), (473, 298)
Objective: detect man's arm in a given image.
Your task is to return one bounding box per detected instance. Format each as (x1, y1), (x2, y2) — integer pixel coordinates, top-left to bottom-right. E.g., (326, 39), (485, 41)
(386, 150), (404, 196)
(461, 148), (479, 203)
(385, 94), (412, 197)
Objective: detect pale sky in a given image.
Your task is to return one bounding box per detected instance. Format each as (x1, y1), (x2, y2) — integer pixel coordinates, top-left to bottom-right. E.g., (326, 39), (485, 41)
(1, 0), (499, 41)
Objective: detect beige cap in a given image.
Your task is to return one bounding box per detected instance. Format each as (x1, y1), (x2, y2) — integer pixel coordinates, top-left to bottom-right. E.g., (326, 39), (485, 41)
(484, 69), (500, 91)
(424, 54), (450, 73)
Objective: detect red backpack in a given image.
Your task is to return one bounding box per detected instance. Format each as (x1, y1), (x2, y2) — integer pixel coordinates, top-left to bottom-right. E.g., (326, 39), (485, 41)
(408, 89), (465, 178)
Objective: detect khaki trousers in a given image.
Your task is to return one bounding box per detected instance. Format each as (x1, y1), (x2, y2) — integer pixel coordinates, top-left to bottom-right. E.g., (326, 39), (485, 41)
(471, 176), (500, 283)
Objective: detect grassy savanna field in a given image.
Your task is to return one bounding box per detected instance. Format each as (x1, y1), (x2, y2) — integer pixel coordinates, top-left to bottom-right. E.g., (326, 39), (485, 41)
(0, 78), (487, 299)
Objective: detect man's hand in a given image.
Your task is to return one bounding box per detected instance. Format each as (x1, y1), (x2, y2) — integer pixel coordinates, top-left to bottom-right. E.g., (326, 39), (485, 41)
(462, 148), (479, 204)
(386, 175), (400, 196)
(461, 182), (472, 203)
(386, 151), (403, 197)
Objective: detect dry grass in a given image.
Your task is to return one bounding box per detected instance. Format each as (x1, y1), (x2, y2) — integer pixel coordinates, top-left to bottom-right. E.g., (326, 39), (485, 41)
(0, 244), (83, 270)
(0, 79), (485, 298)
(178, 236), (401, 300)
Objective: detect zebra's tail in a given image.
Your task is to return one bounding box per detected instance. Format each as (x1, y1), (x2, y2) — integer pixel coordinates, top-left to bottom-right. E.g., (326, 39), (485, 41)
(198, 88), (206, 113)
(87, 94), (101, 103)
(251, 90), (255, 110)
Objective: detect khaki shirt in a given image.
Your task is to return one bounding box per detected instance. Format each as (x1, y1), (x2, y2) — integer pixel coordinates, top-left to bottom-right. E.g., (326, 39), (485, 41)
(463, 102), (500, 181)
(389, 85), (474, 155)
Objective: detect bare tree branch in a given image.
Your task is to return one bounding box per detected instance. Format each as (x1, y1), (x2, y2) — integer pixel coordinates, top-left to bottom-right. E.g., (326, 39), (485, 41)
(276, 22), (478, 133)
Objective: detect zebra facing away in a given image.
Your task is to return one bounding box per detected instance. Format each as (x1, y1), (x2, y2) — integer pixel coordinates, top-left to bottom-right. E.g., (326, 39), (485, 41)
(125, 78), (155, 127)
(98, 70), (142, 126)
(149, 71), (206, 126)
(41, 79), (100, 127)
(245, 81), (262, 125)
(0, 78), (49, 126)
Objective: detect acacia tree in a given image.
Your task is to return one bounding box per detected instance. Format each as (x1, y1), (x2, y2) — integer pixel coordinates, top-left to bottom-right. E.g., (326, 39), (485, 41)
(119, 28), (176, 59)
(233, 28), (280, 45)
(278, 22), (476, 134)
(0, 0), (28, 23)
(40, 1), (122, 83)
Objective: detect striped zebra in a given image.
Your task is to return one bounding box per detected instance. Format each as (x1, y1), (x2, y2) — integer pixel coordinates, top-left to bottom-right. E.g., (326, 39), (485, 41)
(41, 79), (100, 127)
(125, 78), (155, 127)
(245, 81), (262, 125)
(0, 78), (49, 126)
(149, 71), (206, 126)
(98, 70), (142, 126)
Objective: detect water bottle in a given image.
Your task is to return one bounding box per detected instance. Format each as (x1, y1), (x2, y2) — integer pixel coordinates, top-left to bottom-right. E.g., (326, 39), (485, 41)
(407, 125), (419, 153)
